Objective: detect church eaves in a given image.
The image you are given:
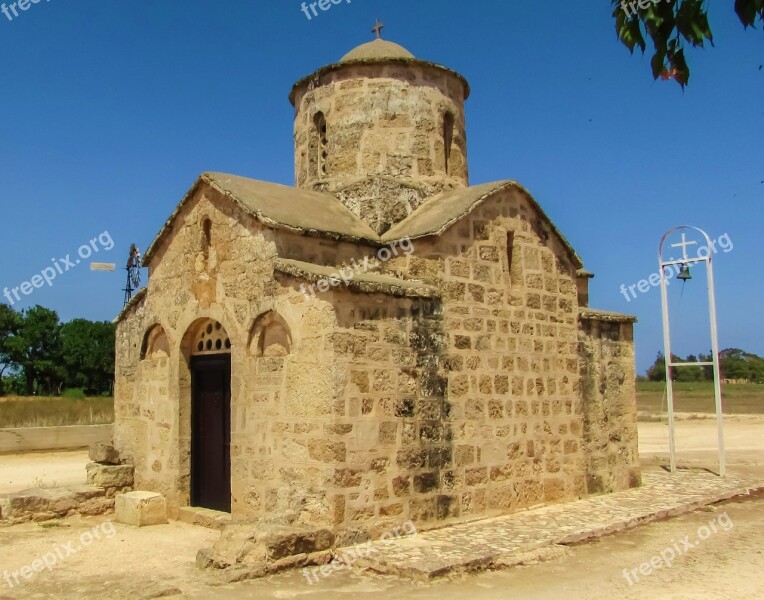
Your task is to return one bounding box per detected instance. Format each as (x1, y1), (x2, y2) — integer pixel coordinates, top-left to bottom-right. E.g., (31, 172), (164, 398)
(142, 172), (382, 265)
(142, 174), (584, 272)
(382, 180), (584, 270)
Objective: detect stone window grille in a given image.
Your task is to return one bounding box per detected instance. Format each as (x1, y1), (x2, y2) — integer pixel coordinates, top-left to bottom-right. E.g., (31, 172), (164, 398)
(192, 320), (231, 356)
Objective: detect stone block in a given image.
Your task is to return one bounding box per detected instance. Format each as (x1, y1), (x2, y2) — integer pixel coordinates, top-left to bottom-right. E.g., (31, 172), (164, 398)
(89, 442), (121, 465)
(0, 485), (106, 522)
(86, 463), (134, 489)
(115, 491), (167, 527)
(178, 506), (231, 531)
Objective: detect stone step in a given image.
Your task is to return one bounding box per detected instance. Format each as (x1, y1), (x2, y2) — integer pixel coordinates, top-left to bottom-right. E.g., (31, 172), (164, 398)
(0, 485), (113, 524)
(177, 506), (231, 530)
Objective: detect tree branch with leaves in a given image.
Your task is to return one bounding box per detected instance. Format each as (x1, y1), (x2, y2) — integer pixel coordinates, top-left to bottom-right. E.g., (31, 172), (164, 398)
(612, 0), (763, 86)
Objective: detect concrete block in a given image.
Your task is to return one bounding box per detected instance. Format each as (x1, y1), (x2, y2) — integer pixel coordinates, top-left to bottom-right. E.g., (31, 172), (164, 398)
(115, 491), (168, 527)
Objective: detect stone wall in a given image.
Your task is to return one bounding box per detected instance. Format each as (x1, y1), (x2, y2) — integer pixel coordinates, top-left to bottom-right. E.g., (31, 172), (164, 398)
(316, 292), (448, 540)
(376, 187), (589, 518)
(578, 313), (641, 494)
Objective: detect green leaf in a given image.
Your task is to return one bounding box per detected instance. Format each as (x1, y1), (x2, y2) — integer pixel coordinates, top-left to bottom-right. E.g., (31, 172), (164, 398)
(670, 48), (690, 86)
(735, 0), (764, 28)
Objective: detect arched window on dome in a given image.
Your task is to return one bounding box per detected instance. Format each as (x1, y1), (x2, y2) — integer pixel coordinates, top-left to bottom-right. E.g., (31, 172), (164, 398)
(314, 112), (328, 178)
(443, 111), (455, 175)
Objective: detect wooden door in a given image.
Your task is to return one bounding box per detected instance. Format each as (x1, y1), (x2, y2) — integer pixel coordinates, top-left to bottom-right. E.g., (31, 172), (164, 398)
(190, 354), (231, 512)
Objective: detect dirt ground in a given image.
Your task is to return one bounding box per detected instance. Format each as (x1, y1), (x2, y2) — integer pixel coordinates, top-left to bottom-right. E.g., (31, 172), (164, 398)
(1, 416), (763, 600)
(0, 451), (88, 495)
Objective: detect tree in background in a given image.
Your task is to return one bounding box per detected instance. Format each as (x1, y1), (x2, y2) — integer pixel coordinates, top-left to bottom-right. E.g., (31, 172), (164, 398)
(0, 304), (116, 396)
(720, 348), (764, 383)
(646, 352), (689, 381)
(0, 304), (22, 395)
(674, 354), (705, 382)
(8, 306), (65, 396)
(645, 348), (764, 382)
(646, 352), (667, 381)
(612, 0), (764, 86)
(60, 319), (116, 395)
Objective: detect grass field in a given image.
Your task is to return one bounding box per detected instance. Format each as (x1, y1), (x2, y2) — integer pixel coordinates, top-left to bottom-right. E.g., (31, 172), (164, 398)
(637, 381), (764, 415)
(0, 396), (114, 428)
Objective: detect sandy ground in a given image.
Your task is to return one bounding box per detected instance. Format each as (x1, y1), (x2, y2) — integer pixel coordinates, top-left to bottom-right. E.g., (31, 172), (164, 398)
(639, 415), (764, 480)
(0, 416), (763, 599)
(0, 451), (88, 494)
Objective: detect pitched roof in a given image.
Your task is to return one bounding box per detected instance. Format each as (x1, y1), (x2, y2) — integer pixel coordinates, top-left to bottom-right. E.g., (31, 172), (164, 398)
(142, 173), (380, 264)
(382, 180), (584, 269)
(143, 174), (583, 270)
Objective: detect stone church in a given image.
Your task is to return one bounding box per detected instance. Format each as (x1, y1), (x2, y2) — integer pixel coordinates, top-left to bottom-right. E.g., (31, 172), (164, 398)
(114, 33), (639, 544)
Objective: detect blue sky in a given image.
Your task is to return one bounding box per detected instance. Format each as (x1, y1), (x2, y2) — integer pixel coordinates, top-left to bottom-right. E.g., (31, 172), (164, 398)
(0, 1), (761, 374)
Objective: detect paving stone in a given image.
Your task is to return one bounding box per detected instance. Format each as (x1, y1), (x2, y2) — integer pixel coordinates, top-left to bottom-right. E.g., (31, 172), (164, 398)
(349, 471), (764, 580)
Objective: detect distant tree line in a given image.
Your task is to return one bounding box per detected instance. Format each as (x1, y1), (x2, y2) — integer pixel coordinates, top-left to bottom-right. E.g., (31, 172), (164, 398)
(646, 348), (764, 383)
(0, 304), (115, 396)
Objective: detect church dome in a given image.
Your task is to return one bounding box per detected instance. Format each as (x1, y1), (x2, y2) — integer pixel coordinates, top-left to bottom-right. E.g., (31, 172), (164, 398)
(339, 39), (415, 63)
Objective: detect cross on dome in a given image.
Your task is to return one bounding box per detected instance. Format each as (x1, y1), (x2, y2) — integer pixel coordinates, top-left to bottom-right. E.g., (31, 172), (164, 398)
(372, 20), (384, 39)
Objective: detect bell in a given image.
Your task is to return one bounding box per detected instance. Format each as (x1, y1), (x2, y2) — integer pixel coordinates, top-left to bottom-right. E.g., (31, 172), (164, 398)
(677, 264), (692, 281)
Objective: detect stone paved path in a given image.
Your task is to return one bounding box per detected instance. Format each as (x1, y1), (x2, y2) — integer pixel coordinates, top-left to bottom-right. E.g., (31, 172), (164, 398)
(351, 470), (764, 580)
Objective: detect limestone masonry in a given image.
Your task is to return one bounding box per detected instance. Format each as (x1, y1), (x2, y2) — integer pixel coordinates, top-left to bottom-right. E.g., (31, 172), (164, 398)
(112, 35), (639, 565)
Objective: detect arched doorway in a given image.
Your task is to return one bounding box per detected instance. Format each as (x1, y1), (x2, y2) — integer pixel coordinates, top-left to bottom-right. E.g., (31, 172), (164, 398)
(188, 319), (232, 512)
